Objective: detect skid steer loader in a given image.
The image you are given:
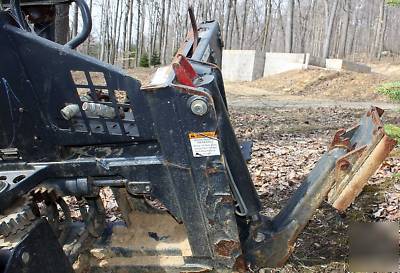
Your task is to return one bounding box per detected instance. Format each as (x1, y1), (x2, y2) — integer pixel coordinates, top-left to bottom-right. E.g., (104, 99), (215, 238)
(0, 0), (396, 272)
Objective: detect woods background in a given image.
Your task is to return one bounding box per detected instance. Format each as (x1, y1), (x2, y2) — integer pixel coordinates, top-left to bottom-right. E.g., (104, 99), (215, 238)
(58, 0), (400, 68)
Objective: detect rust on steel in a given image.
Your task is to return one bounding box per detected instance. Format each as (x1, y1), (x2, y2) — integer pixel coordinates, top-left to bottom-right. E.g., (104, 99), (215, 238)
(214, 240), (241, 257)
(188, 6), (198, 53)
(327, 107), (397, 211)
(331, 134), (397, 211)
(329, 128), (351, 151)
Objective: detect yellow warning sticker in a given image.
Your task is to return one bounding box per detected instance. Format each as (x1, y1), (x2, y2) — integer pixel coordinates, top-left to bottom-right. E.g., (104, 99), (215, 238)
(188, 132), (217, 139)
(188, 132), (220, 157)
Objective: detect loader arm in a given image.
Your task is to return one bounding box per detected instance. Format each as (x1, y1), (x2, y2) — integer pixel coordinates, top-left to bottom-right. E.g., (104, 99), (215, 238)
(0, 1), (396, 272)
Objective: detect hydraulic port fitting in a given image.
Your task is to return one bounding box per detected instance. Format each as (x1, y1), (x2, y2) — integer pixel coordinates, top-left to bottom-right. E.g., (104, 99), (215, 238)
(82, 102), (116, 119)
(61, 104), (80, 120)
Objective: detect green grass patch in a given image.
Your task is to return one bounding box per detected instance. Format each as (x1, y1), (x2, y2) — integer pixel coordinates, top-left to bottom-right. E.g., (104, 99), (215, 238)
(385, 124), (400, 142)
(377, 81), (400, 101)
(387, 0), (400, 5)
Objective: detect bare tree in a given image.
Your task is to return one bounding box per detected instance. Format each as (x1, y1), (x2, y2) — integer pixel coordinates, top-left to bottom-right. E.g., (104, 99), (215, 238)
(122, 0), (132, 67)
(322, 0), (339, 58)
(372, 0), (386, 58)
(135, 0), (141, 67)
(338, 0), (351, 58)
(158, 0), (166, 56)
(285, 0), (294, 53)
(85, 0), (93, 54)
(377, 5), (388, 60)
(162, 0), (172, 64)
(55, 4), (69, 44)
(261, 0), (272, 51)
(223, 0), (232, 47)
(240, 0), (248, 49)
(76, 0), (400, 65)
(72, 2), (79, 39)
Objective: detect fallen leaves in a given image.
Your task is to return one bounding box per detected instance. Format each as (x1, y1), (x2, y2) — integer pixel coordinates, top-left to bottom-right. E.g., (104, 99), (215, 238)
(231, 106), (400, 220)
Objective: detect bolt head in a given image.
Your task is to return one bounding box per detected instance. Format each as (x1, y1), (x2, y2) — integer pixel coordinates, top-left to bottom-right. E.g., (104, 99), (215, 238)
(190, 99), (208, 116)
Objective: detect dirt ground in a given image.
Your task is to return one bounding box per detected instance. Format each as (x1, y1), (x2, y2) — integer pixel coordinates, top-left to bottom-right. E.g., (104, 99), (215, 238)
(224, 63), (400, 104)
(124, 65), (399, 272)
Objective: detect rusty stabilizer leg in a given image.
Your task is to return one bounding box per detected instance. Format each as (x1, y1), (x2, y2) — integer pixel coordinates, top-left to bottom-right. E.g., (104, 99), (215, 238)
(243, 107), (397, 269)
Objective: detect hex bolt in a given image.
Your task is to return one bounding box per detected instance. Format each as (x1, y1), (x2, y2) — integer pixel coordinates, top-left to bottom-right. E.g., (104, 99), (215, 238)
(21, 252), (30, 264)
(190, 97), (208, 116)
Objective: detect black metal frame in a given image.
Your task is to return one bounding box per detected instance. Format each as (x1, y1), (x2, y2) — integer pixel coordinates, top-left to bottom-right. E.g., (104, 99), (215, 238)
(0, 6), (251, 271)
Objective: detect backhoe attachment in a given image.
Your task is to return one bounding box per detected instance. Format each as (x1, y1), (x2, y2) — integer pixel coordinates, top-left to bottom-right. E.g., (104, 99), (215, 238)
(0, 1), (396, 272)
(242, 107), (397, 268)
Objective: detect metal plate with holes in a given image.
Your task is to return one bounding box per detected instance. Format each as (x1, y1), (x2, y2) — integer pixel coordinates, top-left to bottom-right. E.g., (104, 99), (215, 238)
(126, 181), (152, 195)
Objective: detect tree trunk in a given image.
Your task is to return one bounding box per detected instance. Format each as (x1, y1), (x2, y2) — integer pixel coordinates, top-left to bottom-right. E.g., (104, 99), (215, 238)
(284, 0), (294, 53)
(233, 2), (240, 48)
(322, 0), (339, 58)
(228, 0), (237, 49)
(158, 0), (166, 56)
(261, 0), (272, 51)
(338, 0), (350, 58)
(240, 0), (248, 49)
(372, 0), (385, 59)
(276, 0), (285, 52)
(127, 0), (134, 68)
(223, 0), (232, 47)
(135, 0), (141, 67)
(377, 5), (388, 60)
(162, 0), (172, 64)
(347, 2), (358, 57)
(72, 3), (79, 39)
(110, 0), (121, 64)
(122, 0), (132, 68)
(99, 0), (108, 61)
(115, 1), (124, 65)
(55, 3), (69, 44)
(85, 0), (93, 54)
(139, 2), (146, 65)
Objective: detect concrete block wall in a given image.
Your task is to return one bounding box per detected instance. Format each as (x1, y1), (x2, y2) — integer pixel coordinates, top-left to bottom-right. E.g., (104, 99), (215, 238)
(306, 54), (326, 68)
(221, 51), (372, 82)
(222, 50), (265, 81)
(263, 53), (307, 77)
(326, 59), (371, 73)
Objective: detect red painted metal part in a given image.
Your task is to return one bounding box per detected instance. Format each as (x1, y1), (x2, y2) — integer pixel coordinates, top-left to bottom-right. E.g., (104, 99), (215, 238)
(172, 54), (198, 87)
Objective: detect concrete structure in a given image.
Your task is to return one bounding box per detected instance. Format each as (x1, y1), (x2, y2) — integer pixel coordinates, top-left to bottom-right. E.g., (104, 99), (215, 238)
(306, 54), (326, 68)
(222, 50), (265, 81)
(263, 53), (308, 77)
(326, 59), (371, 73)
(221, 51), (371, 82)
